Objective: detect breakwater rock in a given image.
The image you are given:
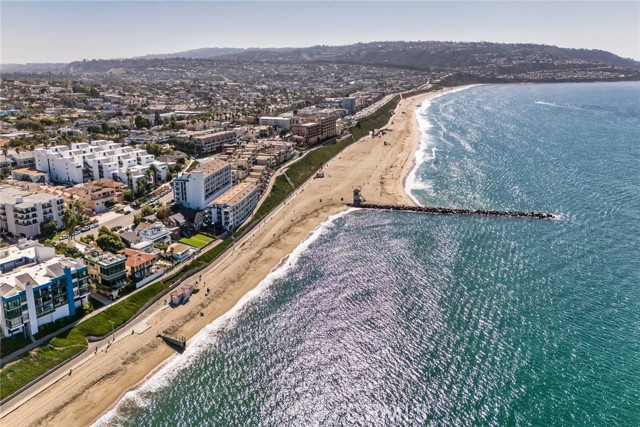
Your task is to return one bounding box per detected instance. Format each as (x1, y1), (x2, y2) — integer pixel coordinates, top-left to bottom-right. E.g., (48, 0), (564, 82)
(347, 203), (556, 220)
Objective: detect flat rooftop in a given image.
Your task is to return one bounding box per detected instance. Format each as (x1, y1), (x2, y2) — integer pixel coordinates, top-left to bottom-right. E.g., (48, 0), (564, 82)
(189, 158), (231, 176)
(210, 182), (256, 206)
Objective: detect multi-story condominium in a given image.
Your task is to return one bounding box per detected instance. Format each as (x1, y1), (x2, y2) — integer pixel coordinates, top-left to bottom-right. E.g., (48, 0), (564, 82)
(207, 183), (259, 231)
(0, 242), (89, 337)
(319, 116), (337, 140)
(172, 159), (233, 210)
(84, 250), (127, 299)
(34, 140), (167, 190)
(291, 122), (322, 146)
(0, 186), (64, 239)
(189, 130), (237, 155)
(258, 116), (298, 130)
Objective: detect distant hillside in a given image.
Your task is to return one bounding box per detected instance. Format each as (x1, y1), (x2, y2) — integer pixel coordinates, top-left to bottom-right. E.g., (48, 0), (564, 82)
(0, 62), (68, 74)
(3, 41), (639, 83)
(137, 47), (248, 60)
(216, 41), (640, 71)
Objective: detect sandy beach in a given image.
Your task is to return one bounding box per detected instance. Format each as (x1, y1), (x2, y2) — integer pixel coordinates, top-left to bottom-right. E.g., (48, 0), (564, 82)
(1, 86), (461, 427)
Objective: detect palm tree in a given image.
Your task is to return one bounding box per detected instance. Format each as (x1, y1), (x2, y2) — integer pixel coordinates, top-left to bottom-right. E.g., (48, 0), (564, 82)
(147, 164), (159, 188)
(125, 169), (133, 190)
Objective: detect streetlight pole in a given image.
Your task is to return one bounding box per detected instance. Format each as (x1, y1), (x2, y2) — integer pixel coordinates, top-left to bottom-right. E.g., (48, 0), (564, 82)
(109, 320), (115, 344)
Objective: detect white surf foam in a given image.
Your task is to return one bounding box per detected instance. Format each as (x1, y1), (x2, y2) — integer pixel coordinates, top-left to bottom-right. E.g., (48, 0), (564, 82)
(405, 85), (480, 206)
(93, 208), (357, 426)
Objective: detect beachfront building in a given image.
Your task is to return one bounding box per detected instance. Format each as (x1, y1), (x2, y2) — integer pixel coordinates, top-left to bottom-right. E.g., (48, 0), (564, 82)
(291, 122), (322, 146)
(34, 140), (167, 190)
(122, 249), (158, 283)
(187, 130), (237, 155)
(0, 186), (65, 239)
(172, 159), (233, 210)
(206, 182), (259, 231)
(138, 222), (172, 244)
(84, 250), (127, 299)
(0, 241), (89, 337)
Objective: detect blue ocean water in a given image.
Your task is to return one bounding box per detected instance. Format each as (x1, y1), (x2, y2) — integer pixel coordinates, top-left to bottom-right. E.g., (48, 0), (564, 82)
(96, 82), (640, 426)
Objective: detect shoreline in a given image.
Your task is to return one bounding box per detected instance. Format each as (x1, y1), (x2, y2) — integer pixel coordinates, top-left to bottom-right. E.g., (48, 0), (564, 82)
(2, 86), (465, 427)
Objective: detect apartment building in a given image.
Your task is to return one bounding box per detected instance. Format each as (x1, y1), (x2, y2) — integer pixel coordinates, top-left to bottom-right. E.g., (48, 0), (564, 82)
(258, 116), (298, 130)
(0, 186), (64, 239)
(34, 140), (167, 190)
(172, 159), (233, 210)
(291, 122), (322, 146)
(207, 182), (259, 231)
(0, 242), (89, 337)
(84, 250), (127, 299)
(188, 130), (237, 155)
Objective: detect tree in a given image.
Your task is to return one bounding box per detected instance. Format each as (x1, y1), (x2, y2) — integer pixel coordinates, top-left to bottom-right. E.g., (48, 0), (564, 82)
(156, 205), (172, 220)
(96, 227), (125, 253)
(147, 163), (159, 188)
(122, 190), (134, 202)
(134, 115), (150, 130)
(40, 220), (58, 238)
(141, 205), (154, 217)
(125, 169), (133, 190)
(62, 210), (77, 239)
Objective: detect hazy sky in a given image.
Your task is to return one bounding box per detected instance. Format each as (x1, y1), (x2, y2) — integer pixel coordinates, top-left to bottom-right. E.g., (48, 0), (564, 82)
(1, 1), (639, 63)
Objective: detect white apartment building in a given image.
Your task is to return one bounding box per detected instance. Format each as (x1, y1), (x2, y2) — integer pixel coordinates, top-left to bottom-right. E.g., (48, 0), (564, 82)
(0, 241), (89, 337)
(34, 140), (167, 190)
(258, 116), (298, 130)
(0, 186), (65, 239)
(207, 182), (259, 231)
(172, 159), (233, 210)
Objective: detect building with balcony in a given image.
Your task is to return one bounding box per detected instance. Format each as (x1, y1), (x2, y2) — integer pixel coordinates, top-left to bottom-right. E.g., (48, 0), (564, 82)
(84, 250), (127, 299)
(122, 249), (158, 283)
(34, 140), (167, 190)
(0, 246), (89, 338)
(138, 222), (173, 244)
(173, 159), (233, 210)
(207, 182), (259, 231)
(68, 179), (124, 213)
(0, 186), (65, 239)
(291, 122), (322, 146)
(188, 130), (237, 155)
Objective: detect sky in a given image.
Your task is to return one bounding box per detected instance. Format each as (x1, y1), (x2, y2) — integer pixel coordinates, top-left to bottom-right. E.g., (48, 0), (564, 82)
(1, 1), (639, 64)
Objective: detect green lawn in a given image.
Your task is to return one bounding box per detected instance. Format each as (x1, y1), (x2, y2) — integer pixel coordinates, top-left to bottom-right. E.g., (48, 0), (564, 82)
(180, 233), (213, 248)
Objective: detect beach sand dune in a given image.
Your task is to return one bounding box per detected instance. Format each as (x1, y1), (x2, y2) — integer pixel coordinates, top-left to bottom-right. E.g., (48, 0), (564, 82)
(1, 87), (461, 427)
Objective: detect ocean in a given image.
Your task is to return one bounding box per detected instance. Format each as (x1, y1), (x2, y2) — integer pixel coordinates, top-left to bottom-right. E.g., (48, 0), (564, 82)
(95, 82), (640, 426)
